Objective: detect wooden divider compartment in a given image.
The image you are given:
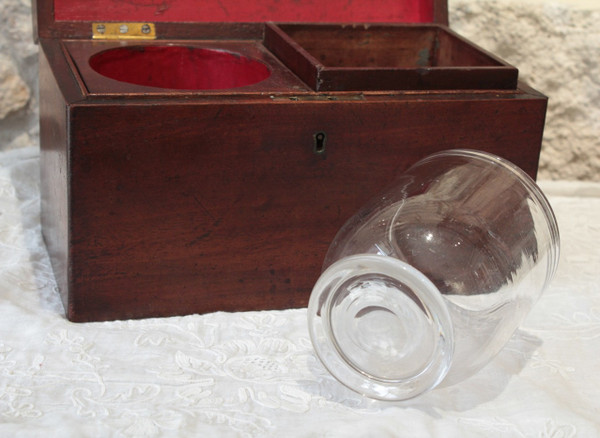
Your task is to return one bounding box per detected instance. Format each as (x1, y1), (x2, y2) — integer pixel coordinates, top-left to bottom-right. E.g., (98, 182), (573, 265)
(265, 23), (518, 91)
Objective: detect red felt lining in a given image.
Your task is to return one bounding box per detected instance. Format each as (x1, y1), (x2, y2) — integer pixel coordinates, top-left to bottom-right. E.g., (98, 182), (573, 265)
(54, 0), (433, 23)
(89, 46), (272, 90)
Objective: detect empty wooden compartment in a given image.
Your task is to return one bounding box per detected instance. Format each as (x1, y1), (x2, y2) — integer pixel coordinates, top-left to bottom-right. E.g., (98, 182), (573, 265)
(265, 23), (518, 91)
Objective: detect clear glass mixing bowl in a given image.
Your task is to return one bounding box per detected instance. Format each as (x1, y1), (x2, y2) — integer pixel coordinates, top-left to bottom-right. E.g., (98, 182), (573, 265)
(308, 149), (560, 401)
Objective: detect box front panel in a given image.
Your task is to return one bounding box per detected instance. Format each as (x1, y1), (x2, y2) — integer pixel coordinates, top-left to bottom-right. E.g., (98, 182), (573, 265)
(65, 94), (546, 321)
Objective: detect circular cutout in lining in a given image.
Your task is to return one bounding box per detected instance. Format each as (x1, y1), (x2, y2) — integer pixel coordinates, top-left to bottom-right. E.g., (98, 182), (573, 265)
(89, 46), (271, 90)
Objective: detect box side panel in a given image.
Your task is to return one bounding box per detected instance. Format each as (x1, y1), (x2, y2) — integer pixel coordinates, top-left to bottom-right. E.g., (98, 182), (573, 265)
(39, 46), (70, 317)
(67, 93), (546, 321)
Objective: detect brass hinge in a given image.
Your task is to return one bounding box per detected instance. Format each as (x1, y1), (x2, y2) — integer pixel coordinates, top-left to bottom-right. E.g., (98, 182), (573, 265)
(92, 23), (156, 40)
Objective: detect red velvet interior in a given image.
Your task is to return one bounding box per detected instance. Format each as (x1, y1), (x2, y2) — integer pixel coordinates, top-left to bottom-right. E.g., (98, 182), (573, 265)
(89, 46), (272, 90)
(54, 0), (433, 23)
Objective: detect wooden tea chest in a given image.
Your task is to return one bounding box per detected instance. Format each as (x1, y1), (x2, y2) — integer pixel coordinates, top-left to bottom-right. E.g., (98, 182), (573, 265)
(34, 0), (548, 322)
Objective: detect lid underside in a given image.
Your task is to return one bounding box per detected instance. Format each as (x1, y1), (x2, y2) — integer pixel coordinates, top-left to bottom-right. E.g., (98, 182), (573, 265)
(51, 0), (439, 23)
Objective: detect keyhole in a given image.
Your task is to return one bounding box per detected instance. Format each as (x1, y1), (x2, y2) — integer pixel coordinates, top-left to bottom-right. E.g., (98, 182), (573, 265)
(314, 132), (327, 154)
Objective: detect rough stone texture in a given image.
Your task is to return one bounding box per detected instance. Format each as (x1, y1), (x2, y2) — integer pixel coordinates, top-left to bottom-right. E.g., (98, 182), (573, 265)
(0, 0), (38, 150)
(451, 0), (600, 181)
(0, 54), (30, 119)
(0, 0), (598, 180)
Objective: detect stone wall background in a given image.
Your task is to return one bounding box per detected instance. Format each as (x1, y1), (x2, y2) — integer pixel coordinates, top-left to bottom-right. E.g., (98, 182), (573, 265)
(451, 0), (600, 181)
(0, 0), (37, 150)
(1, 0), (599, 180)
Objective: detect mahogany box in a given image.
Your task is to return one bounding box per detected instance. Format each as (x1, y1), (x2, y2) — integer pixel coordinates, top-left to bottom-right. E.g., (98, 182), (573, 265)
(34, 0), (548, 322)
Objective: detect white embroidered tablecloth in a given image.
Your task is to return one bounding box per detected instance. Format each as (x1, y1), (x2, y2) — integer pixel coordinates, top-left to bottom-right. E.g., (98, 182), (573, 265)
(1, 146), (599, 437)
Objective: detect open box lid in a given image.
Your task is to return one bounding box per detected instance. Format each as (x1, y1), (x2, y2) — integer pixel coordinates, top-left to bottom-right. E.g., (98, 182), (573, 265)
(34, 0), (448, 40)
